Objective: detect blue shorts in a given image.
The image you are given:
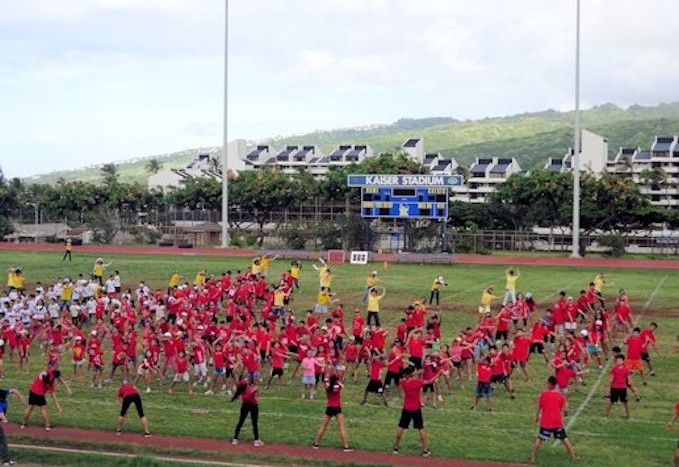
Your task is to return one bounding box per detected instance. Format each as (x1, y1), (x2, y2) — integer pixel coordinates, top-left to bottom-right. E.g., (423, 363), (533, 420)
(302, 375), (315, 385)
(0, 401), (7, 414)
(476, 382), (492, 398)
(215, 367), (225, 375)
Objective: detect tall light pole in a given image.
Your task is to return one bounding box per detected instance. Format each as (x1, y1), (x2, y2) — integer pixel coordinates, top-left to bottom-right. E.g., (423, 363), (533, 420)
(221, 0), (230, 247)
(571, 0), (581, 258)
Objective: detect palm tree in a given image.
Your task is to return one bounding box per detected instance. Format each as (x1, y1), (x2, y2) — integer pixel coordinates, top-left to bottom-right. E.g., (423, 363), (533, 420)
(145, 158), (162, 174)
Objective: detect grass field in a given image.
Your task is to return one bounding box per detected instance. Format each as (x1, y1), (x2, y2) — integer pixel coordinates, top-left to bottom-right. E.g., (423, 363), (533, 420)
(0, 250), (677, 466)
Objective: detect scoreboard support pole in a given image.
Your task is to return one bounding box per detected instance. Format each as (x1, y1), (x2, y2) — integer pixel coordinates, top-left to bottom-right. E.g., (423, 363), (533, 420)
(440, 219), (447, 253)
(363, 218), (372, 251)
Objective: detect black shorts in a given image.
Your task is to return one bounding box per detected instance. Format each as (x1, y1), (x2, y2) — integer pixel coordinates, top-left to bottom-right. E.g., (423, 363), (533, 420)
(325, 406), (342, 417)
(610, 387), (628, 403)
(640, 352), (650, 362)
(384, 371), (400, 388)
(496, 330), (508, 341)
(398, 409), (424, 430)
(409, 356), (422, 370)
(423, 383), (435, 393)
(366, 379), (384, 393)
(271, 368), (283, 377)
(121, 393), (144, 418)
(538, 427), (567, 441)
(452, 361), (462, 368)
(28, 391), (46, 407)
(224, 368), (234, 378)
(530, 343), (544, 354)
(354, 336), (363, 345)
(490, 374), (507, 384)
(288, 345), (298, 354)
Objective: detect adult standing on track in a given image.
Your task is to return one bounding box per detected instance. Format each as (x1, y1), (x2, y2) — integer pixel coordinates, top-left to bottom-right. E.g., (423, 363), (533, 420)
(116, 380), (151, 437)
(530, 376), (577, 462)
(231, 376), (263, 447)
(312, 369), (353, 452)
(21, 369), (71, 431)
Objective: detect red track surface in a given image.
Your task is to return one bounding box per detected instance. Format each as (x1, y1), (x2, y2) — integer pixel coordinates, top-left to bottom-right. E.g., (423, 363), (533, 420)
(5, 424), (522, 467)
(2, 242), (679, 269)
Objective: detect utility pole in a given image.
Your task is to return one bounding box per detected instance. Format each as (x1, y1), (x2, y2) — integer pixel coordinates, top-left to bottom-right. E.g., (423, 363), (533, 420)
(220, 0), (230, 247)
(571, 0), (582, 257)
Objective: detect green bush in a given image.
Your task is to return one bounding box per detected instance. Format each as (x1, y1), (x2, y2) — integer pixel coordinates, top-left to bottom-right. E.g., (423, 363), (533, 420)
(280, 223), (307, 250)
(598, 234), (626, 257)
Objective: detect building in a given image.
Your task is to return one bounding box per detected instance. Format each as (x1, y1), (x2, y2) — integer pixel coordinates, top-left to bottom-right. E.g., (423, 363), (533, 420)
(452, 157), (523, 203)
(607, 136), (679, 207)
(544, 130), (608, 175)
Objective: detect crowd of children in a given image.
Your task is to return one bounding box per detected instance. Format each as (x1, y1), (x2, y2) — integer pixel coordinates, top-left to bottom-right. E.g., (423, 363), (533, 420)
(0, 259), (673, 461)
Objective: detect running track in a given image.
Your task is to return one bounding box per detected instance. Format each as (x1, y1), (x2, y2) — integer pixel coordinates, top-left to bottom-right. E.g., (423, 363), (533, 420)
(2, 242), (679, 269)
(5, 424), (524, 467)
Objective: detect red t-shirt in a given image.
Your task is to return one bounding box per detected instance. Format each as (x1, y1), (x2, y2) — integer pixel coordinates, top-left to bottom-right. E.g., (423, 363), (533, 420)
(271, 348), (286, 369)
(29, 371), (55, 396)
(325, 381), (342, 408)
(176, 357), (189, 373)
(118, 383), (139, 399)
(369, 360), (383, 380)
(477, 362), (492, 383)
(625, 336), (643, 360)
(610, 365), (629, 389)
(539, 390), (565, 429)
(408, 338), (424, 358)
(400, 378), (424, 411)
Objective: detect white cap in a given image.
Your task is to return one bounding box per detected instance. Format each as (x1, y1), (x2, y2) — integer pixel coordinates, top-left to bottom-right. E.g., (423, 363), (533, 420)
(163, 332), (172, 338)
(438, 276), (444, 281)
(595, 320), (603, 326)
(580, 329), (588, 336)
(371, 271), (378, 275)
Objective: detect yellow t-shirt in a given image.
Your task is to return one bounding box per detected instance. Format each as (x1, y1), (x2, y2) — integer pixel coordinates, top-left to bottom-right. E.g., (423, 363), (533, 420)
(366, 275), (378, 287)
(481, 291), (497, 306)
(505, 274), (519, 291)
(367, 294), (381, 312)
(290, 266), (300, 279)
(13, 273), (24, 289)
(93, 264), (104, 277)
(317, 291), (330, 305)
(318, 265), (328, 279)
(320, 271), (332, 288)
(251, 263), (262, 275)
(169, 274), (181, 287)
(260, 257), (270, 270)
(194, 272), (206, 285)
(593, 275), (604, 292)
(7, 272), (16, 288)
(431, 279), (442, 291)
(65, 242), (72, 251)
(61, 283), (74, 301)
(274, 290), (285, 307)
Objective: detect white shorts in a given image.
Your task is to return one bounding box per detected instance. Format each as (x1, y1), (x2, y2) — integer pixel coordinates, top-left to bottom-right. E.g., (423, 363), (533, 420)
(315, 304), (328, 314)
(137, 366), (148, 376)
(174, 372), (189, 382)
(194, 362), (208, 377)
(565, 322), (577, 331)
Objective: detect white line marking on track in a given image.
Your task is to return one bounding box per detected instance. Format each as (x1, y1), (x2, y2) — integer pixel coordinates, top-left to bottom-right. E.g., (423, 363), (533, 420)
(563, 274), (668, 432)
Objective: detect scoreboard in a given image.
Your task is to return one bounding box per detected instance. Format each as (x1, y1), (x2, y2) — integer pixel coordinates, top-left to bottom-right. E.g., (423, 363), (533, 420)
(361, 187), (448, 218)
(347, 174), (463, 219)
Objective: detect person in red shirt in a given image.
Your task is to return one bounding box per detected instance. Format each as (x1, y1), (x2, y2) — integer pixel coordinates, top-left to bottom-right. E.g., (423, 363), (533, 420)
(265, 341), (288, 390)
(471, 356), (493, 411)
(639, 322), (662, 377)
(312, 370), (353, 452)
(529, 319), (551, 364)
(21, 369), (72, 430)
(406, 329), (425, 369)
(606, 355), (631, 418)
(361, 351), (388, 406)
(384, 342), (404, 391)
(167, 350), (192, 395)
(512, 330), (531, 381)
(392, 366), (432, 458)
(231, 377), (263, 447)
(666, 402), (679, 466)
(71, 336), (86, 380)
(115, 381), (151, 437)
(624, 327), (647, 385)
(530, 376), (577, 462)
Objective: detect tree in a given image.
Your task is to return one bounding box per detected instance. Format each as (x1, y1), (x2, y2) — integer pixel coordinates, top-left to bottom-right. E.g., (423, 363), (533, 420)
(0, 166), (19, 236)
(145, 158), (162, 174)
(100, 163), (119, 185)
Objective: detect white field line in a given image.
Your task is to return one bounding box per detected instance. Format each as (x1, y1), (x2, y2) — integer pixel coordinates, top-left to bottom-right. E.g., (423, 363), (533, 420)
(564, 274), (668, 433)
(9, 443), (260, 467)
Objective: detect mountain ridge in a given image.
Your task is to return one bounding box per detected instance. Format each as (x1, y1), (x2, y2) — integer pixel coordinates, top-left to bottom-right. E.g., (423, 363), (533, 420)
(23, 102), (679, 185)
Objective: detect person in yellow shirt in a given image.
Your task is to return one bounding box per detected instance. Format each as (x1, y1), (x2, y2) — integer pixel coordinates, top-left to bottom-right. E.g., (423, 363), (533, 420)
(63, 239), (73, 262)
(593, 273), (606, 293)
(315, 287), (337, 314)
(251, 258), (262, 276)
(479, 286), (500, 317)
(366, 287), (386, 327)
(273, 285), (287, 317)
(61, 279), (74, 307)
(290, 261), (302, 290)
(194, 269), (207, 286)
(7, 267), (24, 291)
(312, 258), (328, 288)
(168, 272), (182, 294)
(259, 254), (279, 278)
(320, 268), (334, 291)
(503, 268), (520, 305)
(93, 258), (111, 286)
(429, 276), (448, 306)
(361, 271), (380, 304)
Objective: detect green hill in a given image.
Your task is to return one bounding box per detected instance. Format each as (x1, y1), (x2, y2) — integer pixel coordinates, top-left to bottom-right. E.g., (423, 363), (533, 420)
(24, 102), (679, 185)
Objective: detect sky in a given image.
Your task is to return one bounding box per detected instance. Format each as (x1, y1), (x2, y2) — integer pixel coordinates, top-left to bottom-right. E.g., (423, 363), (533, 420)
(2, 0), (679, 178)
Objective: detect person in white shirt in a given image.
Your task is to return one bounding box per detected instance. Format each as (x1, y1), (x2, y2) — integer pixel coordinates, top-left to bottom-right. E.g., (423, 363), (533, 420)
(105, 276), (117, 296)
